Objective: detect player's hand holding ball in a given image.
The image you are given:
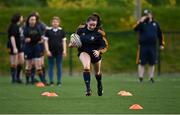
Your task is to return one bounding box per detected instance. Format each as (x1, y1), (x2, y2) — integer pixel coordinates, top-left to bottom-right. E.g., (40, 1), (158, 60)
(69, 33), (82, 48)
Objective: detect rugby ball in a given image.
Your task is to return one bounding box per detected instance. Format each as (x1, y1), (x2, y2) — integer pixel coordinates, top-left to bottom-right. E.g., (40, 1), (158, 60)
(69, 33), (82, 48)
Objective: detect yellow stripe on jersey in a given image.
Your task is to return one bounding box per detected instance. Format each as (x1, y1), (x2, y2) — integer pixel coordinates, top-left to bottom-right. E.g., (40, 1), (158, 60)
(136, 45), (140, 64)
(98, 29), (109, 54)
(77, 24), (85, 29)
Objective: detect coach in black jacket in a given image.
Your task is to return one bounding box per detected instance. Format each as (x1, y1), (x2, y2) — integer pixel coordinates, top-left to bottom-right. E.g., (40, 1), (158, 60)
(134, 9), (165, 83)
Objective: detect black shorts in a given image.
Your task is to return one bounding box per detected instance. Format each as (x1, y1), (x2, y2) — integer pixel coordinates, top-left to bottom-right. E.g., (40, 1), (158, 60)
(24, 44), (42, 60)
(138, 46), (157, 65)
(39, 43), (45, 57)
(8, 46), (23, 55)
(78, 51), (101, 64)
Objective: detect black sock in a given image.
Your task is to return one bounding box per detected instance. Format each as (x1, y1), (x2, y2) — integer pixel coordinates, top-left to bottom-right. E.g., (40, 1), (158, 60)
(25, 69), (31, 84)
(42, 66), (46, 82)
(31, 67), (36, 83)
(95, 74), (102, 87)
(16, 64), (22, 81)
(37, 69), (45, 83)
(83, 71), (91, 91)
(139, 77), (143, 82)
(10, 66), (17, 83)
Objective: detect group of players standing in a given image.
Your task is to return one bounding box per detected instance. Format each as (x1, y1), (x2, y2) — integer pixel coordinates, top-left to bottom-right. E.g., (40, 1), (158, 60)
(7, 12), (67, 86)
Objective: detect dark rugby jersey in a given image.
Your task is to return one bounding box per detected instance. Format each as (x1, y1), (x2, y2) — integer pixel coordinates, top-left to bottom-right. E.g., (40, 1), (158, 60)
(45, 27), (66, 56)
(134, 20), (164, 46)
(7, 23), (21, 49)
(76, 25), (106, 53)
(37, 21), (46, 35)
(23, 25), (43, 45)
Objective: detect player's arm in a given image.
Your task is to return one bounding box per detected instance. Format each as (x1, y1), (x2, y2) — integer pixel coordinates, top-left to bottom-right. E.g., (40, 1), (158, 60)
(9, 26), (18, 54)
(133, 16), (147, 31)
(44, 39), (51, 57)
(10, 36), (18, 54)
(93, 31), (108, 57)
(62, 31), (67, 57)
(43, 31), (51, 56)
(69, 24), (84, 47)
(157, 23), (165, 50)
(23, 27), (31, 43)
(98, 29), (109, 54)
(62, 38), (67, 57)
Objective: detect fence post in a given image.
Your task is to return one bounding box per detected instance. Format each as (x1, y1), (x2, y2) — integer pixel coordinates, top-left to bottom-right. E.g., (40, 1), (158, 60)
(69, 45), (73, 76)
(157, 46), (161, 76)
(134, 0), (142, 20)
(69, 46), (73, 76)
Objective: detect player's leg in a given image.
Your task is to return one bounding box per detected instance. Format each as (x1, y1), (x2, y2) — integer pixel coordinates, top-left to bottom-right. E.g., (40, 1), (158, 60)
(148, 65), (155, 83)
(56, 54), (63, 86)
(41, 55), (46, 83)
(34, 44), (46, 84)
(16, 52), (24, 83)
(24, 45), (34, 84)
(138, 64), (145, 82)
(30, 60), (36, 84)
(148, 47), (157, 83)
(48, 56), (54, 86)
(25, 59), (32, 84)
(10, 54), (18, 83)
(138, 46), (147, 82)
(40, 43), (45, 76)
(93, 60), (103, 96)
(79, 52), (91, 96)
(34, 58), (46, 84)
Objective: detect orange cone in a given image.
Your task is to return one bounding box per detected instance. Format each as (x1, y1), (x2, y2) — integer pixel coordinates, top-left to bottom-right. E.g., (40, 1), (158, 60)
(129, 104), (143, 110)
(41, 92), (50, 96)
(118, 91), (126, 95)
(41, 92), (58, 97)
(47, 92), (58, 97)
(36, 82), (45, 87)
(118, 91), (132, 96)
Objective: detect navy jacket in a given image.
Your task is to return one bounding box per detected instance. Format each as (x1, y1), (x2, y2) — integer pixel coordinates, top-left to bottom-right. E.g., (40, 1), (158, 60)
(134, 20), (165, 47)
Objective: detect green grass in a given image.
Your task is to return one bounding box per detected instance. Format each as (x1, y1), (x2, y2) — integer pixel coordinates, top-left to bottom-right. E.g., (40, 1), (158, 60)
(0, 74), (180, 114)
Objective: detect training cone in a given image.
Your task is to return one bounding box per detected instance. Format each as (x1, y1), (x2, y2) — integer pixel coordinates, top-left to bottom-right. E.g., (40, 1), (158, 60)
(36, 82), (45, 87)
(118, 91), (132, 96)
(47, 92), (58, 97)
(129, 104), (143, 110)
(41, 92), (50, 96)
(41, 92), (58, 97)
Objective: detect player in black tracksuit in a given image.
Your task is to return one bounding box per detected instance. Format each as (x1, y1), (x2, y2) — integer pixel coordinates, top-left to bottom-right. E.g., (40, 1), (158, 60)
(7, 13), (24, 83)
(134, 9), (165, 83)
(74, 14), (108, 96)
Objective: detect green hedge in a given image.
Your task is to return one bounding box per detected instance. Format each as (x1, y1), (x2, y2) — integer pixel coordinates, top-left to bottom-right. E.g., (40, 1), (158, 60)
(0, 7), (180, 74)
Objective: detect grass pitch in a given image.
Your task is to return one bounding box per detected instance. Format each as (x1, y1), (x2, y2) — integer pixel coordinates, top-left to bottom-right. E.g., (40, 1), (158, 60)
(0, 73), (180, 114)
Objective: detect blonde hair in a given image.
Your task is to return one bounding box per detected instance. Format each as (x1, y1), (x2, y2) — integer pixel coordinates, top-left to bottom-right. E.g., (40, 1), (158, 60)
(52, 16), (60, 23)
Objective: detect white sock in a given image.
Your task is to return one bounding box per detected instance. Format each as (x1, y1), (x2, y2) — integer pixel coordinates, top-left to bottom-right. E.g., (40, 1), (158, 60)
(138, 65), (144, 78)
(148, 65), (155, 79)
